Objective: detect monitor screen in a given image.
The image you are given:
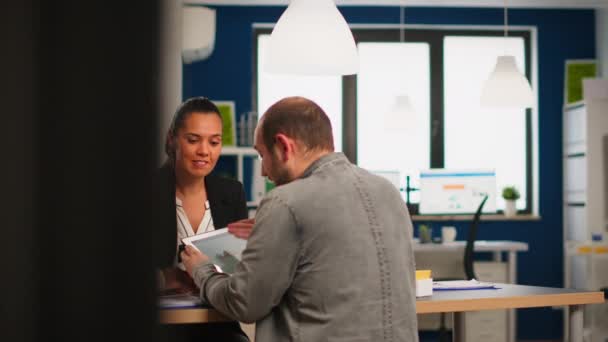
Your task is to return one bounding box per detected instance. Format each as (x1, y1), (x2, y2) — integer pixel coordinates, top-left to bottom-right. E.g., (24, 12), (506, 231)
(419, 169), (496, 215)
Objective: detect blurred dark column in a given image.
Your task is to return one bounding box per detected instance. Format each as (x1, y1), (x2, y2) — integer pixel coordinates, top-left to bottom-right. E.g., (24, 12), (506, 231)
(0, 1), (39, 341)
(1, 1), (161, 341)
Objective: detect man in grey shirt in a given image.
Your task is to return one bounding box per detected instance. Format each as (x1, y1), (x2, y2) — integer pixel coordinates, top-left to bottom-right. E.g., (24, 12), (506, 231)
(182, 96), (419, 342)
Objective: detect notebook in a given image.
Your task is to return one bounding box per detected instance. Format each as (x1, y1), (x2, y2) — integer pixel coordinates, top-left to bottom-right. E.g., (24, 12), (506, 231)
(432, 279), (499, 291)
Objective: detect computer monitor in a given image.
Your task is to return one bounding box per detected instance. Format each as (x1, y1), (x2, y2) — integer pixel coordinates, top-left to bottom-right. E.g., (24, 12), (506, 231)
(419, 169), (497, 215)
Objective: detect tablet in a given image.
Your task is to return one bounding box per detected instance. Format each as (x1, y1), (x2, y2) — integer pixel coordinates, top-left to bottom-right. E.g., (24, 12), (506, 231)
(181, 228), (247, 274)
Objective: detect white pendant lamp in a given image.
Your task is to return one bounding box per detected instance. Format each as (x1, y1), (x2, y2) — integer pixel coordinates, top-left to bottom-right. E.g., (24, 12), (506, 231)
(389, 2), (417, 130)
(480, 55), (534, 107)
(480, 0), (534, 108)
(386, 94), (417, 132)
(264, 0), (359, 76)
(393, 95), (415, 116)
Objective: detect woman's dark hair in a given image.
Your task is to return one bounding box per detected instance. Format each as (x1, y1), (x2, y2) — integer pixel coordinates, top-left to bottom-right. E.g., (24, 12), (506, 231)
(164, 97), (222, 160)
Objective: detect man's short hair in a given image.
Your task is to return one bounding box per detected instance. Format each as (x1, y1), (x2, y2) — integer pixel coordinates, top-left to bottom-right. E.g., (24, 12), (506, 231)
(261, 97), (334, 152)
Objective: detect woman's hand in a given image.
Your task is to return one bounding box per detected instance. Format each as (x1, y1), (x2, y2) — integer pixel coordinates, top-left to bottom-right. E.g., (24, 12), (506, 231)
(181, 245), (210, 278)
(227, 218), (255, 240)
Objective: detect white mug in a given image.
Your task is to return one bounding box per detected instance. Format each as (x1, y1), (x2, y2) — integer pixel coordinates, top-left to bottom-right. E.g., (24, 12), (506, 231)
(441, 226), (457, 243)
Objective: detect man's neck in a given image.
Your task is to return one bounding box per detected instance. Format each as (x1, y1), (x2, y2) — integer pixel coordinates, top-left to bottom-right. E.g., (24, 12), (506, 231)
(291, 149), (331, 180)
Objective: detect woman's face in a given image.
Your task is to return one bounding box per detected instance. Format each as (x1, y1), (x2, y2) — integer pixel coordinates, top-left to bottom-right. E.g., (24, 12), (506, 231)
(173, 112), (222, 179)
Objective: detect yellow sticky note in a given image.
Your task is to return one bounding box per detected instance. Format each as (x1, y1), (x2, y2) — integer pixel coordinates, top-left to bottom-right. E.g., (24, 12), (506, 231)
(578, 246), (592, 254)
(416, 270), (432, 280)
(594, 246), (608, 254)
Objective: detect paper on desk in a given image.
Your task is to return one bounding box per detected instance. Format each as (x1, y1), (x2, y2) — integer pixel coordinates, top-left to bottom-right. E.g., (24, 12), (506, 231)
(432, 279), (498, 291)
(158, 294), (202, 308)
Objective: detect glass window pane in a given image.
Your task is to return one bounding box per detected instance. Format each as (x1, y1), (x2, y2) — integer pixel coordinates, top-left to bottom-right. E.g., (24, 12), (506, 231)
(357, 42), (431, 203)
(257, 34), (343, 151)
(444, 36), (527, 210)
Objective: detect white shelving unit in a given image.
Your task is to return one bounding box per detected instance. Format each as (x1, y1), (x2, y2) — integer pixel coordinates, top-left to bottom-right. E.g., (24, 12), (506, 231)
(563, 79), (608, 342)
(221, 146), (263, 207)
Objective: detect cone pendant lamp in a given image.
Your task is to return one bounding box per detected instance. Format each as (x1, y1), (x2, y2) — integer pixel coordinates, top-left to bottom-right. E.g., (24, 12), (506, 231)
(480, 0), (534, 108)
(481, 55), (534, 108)
(264, 0), (358, 76)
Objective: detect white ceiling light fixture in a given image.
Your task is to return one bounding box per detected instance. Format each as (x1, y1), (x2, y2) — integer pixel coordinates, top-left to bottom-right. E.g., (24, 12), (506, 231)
(387, 94), (418, 132)
(480, 0), (534, 108)
(264, 0), (359, 76)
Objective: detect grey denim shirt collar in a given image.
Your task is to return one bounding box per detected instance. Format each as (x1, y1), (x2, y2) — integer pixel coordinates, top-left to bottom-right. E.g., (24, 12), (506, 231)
(299, 152), (348, 179)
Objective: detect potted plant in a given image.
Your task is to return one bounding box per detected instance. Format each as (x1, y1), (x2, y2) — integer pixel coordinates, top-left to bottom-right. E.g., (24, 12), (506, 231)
(502, 186), (520, 217)
(418, 223), (433, 244)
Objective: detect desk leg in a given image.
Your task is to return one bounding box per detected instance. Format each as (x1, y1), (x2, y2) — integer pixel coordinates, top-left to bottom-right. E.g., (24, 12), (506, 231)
(508, 251), (517, 342)
(452, 312), (465, 342)
(569, 305), (584, 342)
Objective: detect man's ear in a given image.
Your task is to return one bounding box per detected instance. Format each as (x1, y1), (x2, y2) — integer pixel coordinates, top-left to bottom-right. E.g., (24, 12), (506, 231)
(274, 133), (292, 162)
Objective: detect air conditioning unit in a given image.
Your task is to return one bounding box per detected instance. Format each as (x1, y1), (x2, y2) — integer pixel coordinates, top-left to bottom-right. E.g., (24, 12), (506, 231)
(182, 6), (216, 64)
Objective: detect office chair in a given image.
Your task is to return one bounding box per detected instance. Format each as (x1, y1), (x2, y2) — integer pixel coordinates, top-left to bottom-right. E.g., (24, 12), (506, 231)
(437, 194), (489, 342)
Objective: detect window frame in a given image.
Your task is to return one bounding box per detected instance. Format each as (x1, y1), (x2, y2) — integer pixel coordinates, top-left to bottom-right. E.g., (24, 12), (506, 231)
(253, 25), (533, 215)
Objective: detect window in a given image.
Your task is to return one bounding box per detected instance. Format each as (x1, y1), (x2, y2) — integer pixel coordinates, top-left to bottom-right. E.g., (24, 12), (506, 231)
(357, 42), (431, 204)
(444, 36), (529, 210)
(257, 34), (343, 151)
(254, 26), (534, 214)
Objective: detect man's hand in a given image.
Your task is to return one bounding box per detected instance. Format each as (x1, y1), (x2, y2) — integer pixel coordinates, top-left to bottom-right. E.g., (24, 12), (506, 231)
(227, 218), (256, 240)
(180, 245), (210, 277)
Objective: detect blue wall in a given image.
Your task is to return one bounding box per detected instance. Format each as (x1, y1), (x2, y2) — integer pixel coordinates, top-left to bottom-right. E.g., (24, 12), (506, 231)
(183, 6), (596, 340)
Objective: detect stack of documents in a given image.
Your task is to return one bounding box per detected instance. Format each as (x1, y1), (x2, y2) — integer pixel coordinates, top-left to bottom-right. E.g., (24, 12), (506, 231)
(432, 279), (498, 291)
(158, 294), (202, 309)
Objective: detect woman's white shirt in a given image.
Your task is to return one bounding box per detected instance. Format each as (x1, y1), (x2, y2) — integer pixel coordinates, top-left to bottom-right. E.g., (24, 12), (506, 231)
(175, 197), (215, 269)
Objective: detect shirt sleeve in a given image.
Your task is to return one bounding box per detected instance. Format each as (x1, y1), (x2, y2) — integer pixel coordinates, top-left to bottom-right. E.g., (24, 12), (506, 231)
(191, 194), (300, 323)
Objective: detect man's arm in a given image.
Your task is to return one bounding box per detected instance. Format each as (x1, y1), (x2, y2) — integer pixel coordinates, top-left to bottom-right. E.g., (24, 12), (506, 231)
(186, 195), (300, 323)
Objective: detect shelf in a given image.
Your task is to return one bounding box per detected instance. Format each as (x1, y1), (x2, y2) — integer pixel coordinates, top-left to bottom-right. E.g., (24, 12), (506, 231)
(219, 146), (259, 184)
(563, 100), (585, 111)
(221, 146), (257, 156)
(562, 79), (608, 341)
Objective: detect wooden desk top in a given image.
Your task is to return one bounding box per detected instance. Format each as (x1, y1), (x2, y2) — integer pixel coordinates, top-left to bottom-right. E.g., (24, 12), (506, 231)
(415, 283), (604, 314)
(160, 307), (229, 325)
(159, 284), (604, 324)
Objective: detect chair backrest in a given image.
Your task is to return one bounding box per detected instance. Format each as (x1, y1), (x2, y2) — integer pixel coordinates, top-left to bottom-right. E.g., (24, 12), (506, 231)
(463, 194), (489, 280)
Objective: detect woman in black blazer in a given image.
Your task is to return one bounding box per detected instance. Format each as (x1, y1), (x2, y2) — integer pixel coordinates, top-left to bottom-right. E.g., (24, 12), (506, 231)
(154, 97), (249, 342)
(155, 164), (248, 273)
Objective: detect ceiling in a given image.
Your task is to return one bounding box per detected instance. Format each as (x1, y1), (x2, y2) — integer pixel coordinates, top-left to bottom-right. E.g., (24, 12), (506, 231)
(188, 0), (608, 8)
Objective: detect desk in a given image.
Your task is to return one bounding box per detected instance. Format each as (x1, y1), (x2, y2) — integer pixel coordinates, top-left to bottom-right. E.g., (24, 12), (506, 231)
(417, 284), (604, 342)
(415, 240), (528, 342)
(160, 307), (229, 325)
(159, 284), (604, 342)
(414, 240), (528, 284)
